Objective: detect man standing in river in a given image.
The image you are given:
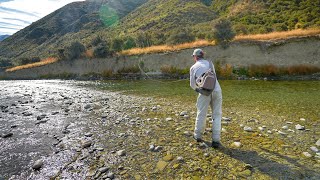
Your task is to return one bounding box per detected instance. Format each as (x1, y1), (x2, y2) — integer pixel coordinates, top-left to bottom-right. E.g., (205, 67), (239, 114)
(189, 48), (222, 148)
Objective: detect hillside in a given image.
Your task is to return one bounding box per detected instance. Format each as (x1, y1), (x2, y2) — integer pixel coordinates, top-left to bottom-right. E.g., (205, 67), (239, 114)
(0, 0), (319, 68)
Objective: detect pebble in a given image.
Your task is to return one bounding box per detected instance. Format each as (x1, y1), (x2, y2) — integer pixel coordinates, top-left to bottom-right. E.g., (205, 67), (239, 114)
(99, 167), (109, 173)
(106, 172), (114, 179)
(149, 144), (155, 151)
(96, 147), (104, 151)
(295, 124), (305, 130)
(243, 126), (253, 132)
(278, 131), (287, 135)
(204, 153), (209, 157)
(258, 127), (265, 131)
(221, 128), (227, 133)
(183, 131), (192, 136)
(286, 121), (293, 124)
(222, 117), (231, 121)
(85, 133), (93, 137)
(240, 124), (244, 128)
(180, 111), (187, 116)
(316, 139), (320, 147)
(282, 125), (288, 130)
(10, 125), (18, 128)
(233, 142), (242, 148)
(117, 150), (126, 156)
(302, 152), (312, 158)
(300, 118), (306, 121)
(177, 156), (184, 162)
(165, 117), (173, 121)
(2, 132), (13, 138)
(84, 104), (91, 109)
(82, 140), (92, 148)
(310, 146), (319, 153)
(154, 146), (163, 152)
(32, 159), (43, 170)
(267, 130), (272, 134)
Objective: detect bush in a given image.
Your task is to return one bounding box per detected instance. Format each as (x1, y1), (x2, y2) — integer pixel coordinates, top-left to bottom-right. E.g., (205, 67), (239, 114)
(0, 58), (12, 67)
(93, 43), (110, 58)
(14, 57), (41, 66)
(213, 18), (236, 48)
(117, 66), (140, 74)
(64, 41), (86, 60)
(160, 65), (189, 75)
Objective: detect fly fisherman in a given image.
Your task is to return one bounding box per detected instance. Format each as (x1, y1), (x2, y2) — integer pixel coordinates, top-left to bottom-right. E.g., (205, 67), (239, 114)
(189, 48), (222, 148)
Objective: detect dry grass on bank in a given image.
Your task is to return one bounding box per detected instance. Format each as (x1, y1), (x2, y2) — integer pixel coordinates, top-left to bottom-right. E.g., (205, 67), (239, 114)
(235, 28), (320, 41)
(121, 28), (320, 56)
(6, 57), (58, 72)
(121, 40), (215, 56)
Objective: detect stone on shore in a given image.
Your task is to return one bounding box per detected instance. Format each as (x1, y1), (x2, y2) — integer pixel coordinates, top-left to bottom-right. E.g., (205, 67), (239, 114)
(310, 146), (319, 153)
(2, 132), (13, 138)
(117, 150), (126, 156)
(244, 126), (253, 132)
(156, 161), (168, 171)
(316, 139), (320, 147)
(295, 124), (305, 130)
(32, 159), (43, 170)
(82, 140), (92, 148)
(302, 152), (312, 158)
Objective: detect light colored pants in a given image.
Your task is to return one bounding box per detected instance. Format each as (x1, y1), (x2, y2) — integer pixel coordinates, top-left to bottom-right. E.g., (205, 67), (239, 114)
(194, 90), (222, 142)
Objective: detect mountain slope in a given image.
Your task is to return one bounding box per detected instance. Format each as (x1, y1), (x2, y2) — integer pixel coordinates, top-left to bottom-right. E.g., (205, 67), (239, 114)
(0, 0), (319, 67)
(0, 0), (148, 65)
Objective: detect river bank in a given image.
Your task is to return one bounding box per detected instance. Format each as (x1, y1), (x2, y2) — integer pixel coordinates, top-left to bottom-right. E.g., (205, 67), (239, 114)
(1, 80), (319, 179)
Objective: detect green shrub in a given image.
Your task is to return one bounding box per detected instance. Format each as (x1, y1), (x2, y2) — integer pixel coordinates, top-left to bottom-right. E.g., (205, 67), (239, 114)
(117, 66), (140, 74)
(64, 41), (86, 60)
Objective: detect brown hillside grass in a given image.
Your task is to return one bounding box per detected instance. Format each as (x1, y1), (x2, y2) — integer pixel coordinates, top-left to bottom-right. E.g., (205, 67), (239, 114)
(121, 29), (320, 56)
(121, 40), (215, 56)
(6, 57), (58, 72)
(235, 28), (320, 41)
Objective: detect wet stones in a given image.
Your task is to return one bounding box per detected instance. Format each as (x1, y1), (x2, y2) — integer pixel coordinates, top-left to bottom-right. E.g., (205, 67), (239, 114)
(37, 114), (46, 120)
(84, 104), (91, 110)
(32, 159), (43, 170)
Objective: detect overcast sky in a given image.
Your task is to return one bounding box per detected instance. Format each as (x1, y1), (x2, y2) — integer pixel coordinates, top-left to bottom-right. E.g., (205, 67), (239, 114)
(0, 0), (85, 35)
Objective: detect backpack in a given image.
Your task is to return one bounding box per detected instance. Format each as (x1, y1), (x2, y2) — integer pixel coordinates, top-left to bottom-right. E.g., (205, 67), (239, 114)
(195, 60), (216, 96)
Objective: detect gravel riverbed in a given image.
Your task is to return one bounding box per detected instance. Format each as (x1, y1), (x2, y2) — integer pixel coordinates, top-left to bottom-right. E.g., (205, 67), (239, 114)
(0, 80), (319, 179)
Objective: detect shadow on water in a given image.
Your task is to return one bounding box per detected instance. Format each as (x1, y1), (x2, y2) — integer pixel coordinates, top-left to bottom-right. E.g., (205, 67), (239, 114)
(216, 145), (320, 179)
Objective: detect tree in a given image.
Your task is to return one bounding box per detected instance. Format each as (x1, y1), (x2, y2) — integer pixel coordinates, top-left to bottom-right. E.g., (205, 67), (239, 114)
(213, 18), (236, 48)
(166, 28), (195, 45)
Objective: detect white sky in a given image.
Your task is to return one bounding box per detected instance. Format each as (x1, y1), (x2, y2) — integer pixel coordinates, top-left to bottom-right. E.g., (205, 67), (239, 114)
(0, 0), (85, 35)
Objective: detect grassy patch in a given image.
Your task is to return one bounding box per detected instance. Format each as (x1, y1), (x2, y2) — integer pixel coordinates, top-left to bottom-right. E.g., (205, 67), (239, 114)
(6, 57), (58, 72)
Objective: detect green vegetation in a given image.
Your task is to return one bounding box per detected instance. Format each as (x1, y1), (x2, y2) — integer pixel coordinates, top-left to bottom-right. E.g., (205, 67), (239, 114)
(0, 0), (319, 67)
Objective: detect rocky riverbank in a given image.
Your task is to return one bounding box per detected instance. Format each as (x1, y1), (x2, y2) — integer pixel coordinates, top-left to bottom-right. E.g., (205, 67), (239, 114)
(1, 80), (319, 179)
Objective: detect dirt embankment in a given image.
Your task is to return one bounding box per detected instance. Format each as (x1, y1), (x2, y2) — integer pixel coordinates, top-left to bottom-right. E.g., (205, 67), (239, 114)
(1, 36), (319, 79)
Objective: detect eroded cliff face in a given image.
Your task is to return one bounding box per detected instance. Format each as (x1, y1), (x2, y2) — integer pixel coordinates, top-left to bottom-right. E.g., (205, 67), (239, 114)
(1, 37), (319, 79)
